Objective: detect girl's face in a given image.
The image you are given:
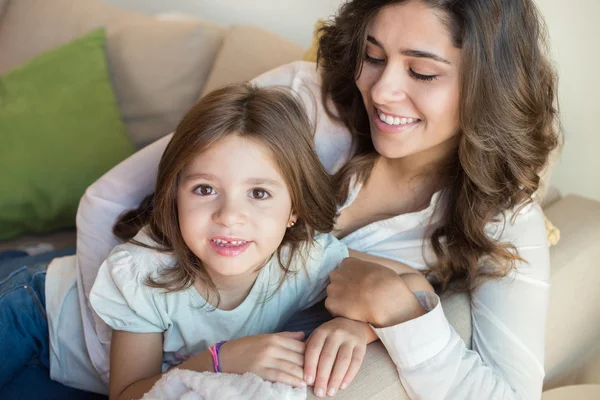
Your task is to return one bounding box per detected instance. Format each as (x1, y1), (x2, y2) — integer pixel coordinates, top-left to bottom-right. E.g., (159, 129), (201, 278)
(177, 135), (295, 283)
(356, 1), (461, 163)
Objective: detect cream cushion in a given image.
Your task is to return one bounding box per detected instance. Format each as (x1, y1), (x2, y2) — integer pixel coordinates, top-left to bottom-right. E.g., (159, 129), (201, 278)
(542, 384), (600, 400)
(201, 25), (305, 95)
(543, 195), (600, 388)
(0, 0), (224, 148)
(0, 0), (7, 18)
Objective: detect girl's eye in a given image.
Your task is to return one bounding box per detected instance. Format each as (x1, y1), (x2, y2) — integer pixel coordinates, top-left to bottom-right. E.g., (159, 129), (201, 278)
(249, 188), (270, 200)
(409, 68), (437, 82)
(194, 184), (216, 196)
(365, 54), (385, 65)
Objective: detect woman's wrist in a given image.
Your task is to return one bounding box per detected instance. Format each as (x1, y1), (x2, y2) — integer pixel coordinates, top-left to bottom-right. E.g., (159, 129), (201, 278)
(371, 278), (426, 328)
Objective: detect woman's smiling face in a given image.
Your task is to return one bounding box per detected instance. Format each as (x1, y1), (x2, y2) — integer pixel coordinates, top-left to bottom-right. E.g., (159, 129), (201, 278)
(356, 1), (462, 162)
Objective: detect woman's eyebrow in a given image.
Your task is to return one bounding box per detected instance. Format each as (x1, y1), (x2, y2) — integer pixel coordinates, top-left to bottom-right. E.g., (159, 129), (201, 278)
(366, 35), (452, 65)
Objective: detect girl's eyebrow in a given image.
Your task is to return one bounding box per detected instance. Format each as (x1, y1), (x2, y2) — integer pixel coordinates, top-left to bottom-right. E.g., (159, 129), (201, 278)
(366, 35), (452, 65)
(182, 174), (283, 188)
(245, 178), (283, 188)
(182, 173), (215, 182)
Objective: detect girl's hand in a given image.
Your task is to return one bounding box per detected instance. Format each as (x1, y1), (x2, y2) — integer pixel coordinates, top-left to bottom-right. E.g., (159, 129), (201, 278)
(304, 317), (368, 397)
(219, 331), (307, 388)
(326, 257), (425, 327)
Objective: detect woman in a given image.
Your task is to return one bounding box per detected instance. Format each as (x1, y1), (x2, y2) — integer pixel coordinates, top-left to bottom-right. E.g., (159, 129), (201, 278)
(53, 0), (558, 399)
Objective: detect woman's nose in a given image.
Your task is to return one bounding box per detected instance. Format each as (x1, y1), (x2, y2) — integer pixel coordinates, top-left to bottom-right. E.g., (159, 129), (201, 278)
(371, 63), (409, 106)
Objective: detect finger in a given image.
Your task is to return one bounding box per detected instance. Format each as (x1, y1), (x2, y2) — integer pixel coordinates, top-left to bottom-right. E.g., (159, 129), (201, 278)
(313, 338), (339, 398)
(325, 344), (354, 396)
(340, 346), (366, 390)
(303, 330), (327, 386)
(264, 367), (307, 389)
(270, 358), (306, 380)
(277, 331), (306, 341)
(274, 347), (305, 368)
(274, 333), (307, 355)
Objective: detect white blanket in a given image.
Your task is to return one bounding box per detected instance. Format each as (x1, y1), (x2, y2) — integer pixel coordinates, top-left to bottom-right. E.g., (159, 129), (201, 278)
(142, 369), (307, 400)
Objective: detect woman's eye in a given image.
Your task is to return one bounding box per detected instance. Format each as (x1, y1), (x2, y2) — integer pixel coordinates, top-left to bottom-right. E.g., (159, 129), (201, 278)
(194, 184), (216, 196)
(365, 54), (385, 65)
(249, 188), (270, 200)
(409, 68), (437, 82)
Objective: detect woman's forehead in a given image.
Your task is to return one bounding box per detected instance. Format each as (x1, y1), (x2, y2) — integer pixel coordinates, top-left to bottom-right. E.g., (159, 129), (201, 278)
(367, 2), (459, 62)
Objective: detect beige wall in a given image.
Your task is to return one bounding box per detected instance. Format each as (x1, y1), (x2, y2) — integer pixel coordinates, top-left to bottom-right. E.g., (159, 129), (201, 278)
(103, 0), (599, 201)
(535, 0), (600, 201)
(100, 0), (343, 47)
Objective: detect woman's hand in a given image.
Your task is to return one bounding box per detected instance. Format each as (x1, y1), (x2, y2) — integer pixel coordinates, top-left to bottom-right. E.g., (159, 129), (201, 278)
(304, 317), (368, 397)
(326, 257), (426, 328)
(219, 331), (307, 388)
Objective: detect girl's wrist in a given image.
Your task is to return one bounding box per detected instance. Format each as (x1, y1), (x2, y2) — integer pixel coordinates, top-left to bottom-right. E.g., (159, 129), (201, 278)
(208, 341), (227, 372)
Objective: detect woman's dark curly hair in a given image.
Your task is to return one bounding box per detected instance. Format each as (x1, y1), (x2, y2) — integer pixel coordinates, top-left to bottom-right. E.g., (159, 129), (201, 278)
(318, 0), (560, 290)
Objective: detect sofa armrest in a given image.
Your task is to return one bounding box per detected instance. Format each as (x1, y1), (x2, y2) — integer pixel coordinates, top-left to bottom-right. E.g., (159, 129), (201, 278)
(543, 195), (600, 389)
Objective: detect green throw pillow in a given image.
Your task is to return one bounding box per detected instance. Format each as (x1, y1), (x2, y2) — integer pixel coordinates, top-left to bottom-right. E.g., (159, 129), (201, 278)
(0, 29), (134, 239)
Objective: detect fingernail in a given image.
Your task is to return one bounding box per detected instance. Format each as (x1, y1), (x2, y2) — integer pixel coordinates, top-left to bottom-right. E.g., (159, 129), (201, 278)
(305, 375), (314, 384)
(327, 388), (337, 396)
(299, 381), (307, 387)
(340, 382), (348, 390)
(316, 388), (325, 397)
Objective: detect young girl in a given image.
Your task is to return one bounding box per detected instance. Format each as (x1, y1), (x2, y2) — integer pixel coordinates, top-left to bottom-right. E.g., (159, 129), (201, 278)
(88, 83), (432, 400)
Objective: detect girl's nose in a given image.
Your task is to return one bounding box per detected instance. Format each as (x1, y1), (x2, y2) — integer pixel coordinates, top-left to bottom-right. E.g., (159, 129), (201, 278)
(212, 196), (246, 227)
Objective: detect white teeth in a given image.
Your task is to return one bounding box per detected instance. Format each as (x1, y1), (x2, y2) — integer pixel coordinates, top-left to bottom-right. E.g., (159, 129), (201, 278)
(377, 109), (418, 126)
(212, 239), (247, 246)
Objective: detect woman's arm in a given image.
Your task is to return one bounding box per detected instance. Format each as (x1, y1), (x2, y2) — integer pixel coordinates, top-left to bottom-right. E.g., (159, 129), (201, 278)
(348, 249), (434, 292)
(328, 204), (550, 400)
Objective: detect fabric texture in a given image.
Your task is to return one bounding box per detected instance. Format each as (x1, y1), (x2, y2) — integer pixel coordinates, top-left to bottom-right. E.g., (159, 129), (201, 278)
(0, 259), (105, 400)
(0, 0), (224, 148)
(0, 28), (134, 240)
(142, 370), (306, 400)
(0, 262), (50, 388)
(543, 195), (600, 388)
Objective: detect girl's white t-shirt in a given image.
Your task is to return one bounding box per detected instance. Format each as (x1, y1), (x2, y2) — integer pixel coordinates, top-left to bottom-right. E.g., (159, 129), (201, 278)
(46, 61), (550, 399)
(89, 229), (348, 374)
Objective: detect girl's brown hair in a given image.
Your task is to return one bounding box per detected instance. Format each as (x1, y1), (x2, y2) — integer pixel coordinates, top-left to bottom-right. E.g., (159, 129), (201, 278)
(317, 0), (559, 290)
(114, 84), (337, 301)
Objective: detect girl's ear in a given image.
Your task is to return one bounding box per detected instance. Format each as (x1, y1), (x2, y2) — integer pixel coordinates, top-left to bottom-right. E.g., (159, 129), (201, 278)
(287, 211), (298, 228)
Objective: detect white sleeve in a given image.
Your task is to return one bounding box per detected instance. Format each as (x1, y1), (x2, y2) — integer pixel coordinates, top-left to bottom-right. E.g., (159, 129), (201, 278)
(76, 133), (171, 306)
(89, 248), (166, 333)
(373, 203), (550, 400)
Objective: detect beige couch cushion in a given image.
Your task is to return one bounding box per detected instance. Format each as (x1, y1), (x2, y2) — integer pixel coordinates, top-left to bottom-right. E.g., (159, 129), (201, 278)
(201, 25), (305, 95)
(0, 0), (224, 148)
(543, 195), (600, 389)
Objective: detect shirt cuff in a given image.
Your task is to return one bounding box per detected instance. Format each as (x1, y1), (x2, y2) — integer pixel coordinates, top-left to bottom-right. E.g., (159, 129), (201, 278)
(371, 291), (452, 370)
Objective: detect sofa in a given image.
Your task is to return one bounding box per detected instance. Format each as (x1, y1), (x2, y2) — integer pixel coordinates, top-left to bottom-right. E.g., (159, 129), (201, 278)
(1, 0), (600, 398)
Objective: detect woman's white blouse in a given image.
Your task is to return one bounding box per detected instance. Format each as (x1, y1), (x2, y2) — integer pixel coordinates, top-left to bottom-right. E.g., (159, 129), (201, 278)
(68, 61), (550, 398)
